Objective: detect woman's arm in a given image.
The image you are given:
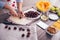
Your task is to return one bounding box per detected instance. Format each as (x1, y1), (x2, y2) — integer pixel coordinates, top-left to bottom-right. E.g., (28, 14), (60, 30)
(0, 1), (5, 9)
(4, 4), (18, 16)
(0, 1), (18, 16)
(16, 0), (24, 18)
(16, 0), (23, 11)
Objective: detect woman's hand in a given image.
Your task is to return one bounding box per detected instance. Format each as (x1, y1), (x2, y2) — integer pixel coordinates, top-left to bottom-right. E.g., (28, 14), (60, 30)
(10, 10), (18, 17)
(18, 11), (25, 18)
(17, 2), (24, 18)
(4, 4), (18, 17)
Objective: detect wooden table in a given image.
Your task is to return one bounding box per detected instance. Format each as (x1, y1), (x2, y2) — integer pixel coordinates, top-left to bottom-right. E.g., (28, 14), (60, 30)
(33, 20), (54, 40)
(22, 5), (56, 40)
(0, 13), (55, 40)
(0, 6), (56, 40)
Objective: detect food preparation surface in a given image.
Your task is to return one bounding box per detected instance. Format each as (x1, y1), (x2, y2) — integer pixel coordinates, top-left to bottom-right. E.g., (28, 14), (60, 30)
(0, 3), (60, 40)
(0, 7), (56, 40)
(7, 8), (41, 25)
(0, 24), (37, 40)
(8, 16), (33, 25)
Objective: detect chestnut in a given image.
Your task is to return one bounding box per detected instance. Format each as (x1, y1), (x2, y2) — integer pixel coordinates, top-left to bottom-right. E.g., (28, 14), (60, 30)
(5, 25), (8, 29)
(13, 27), (17, 30)
(8, 27), (11, 30)
(21, 34), (25, 37)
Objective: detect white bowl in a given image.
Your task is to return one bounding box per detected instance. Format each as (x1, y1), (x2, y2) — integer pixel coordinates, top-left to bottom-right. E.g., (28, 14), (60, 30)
(24, 8), (42, 20)
(48, 14), (59, 21)
(45, 27), (57, 36)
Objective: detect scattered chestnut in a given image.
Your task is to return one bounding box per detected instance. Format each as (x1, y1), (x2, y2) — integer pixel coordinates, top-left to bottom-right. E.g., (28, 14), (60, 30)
(14, 27), (17, 30)
(26, 34), (30, 38)
(22, 28), (25, 31)
(8, 27), (11, 30)
(27, 29), (30, 32)
(5, 25), (8, 29)
(19, 27), (22, 31)
(21, 34), (25, 37)
(26, 32), (31, 38)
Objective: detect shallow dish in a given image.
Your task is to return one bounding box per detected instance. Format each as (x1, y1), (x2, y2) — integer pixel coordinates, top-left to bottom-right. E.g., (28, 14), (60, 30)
(46, 26), (58, 36)
(48, 14), (59, 21)
(24, 8), (42, 20)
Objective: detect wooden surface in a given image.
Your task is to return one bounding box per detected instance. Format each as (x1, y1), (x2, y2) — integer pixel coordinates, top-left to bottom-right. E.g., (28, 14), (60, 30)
(0, 0), (60, 40)
(0, 5), (55, 40)
(22, 6), (54, 40)
(29, 18), (54, 40)
(0, 13), (55, 40)
(0, 11), (53, 40)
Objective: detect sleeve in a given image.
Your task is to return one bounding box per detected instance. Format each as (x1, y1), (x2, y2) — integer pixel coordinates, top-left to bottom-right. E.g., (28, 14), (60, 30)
(16, 0), (23, 2)
(0, 1), (5, 9)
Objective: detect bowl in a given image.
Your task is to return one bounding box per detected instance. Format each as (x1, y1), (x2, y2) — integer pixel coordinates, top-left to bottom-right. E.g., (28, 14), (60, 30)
(41, 15), (49, 21)
(24, 8), (42, 20)
(46, 26), (57, 35)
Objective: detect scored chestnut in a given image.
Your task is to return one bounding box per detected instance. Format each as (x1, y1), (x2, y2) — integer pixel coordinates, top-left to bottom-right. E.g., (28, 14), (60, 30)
(27, 29), (30, 32)
(8, 27), (11, 30)
(21, 34), (25, 37)
(13, 27), (17, 30)
(22, 28), (25, 31)
(19, 27), (25, 31)
(19, 27), (22, 31)
(26, 32), (31, 38)
(5, 25), (8, 29)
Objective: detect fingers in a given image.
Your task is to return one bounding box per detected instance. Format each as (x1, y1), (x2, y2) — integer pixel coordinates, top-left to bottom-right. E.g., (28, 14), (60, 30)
(11, 13), (18, 17)
(18, 11), (25, 18)
(10, 11), (18, 17)
(9, 10), (25, 18)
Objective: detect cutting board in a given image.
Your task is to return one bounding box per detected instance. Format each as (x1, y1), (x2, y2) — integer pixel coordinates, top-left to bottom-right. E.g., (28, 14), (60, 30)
(7, 16), (33, 25)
